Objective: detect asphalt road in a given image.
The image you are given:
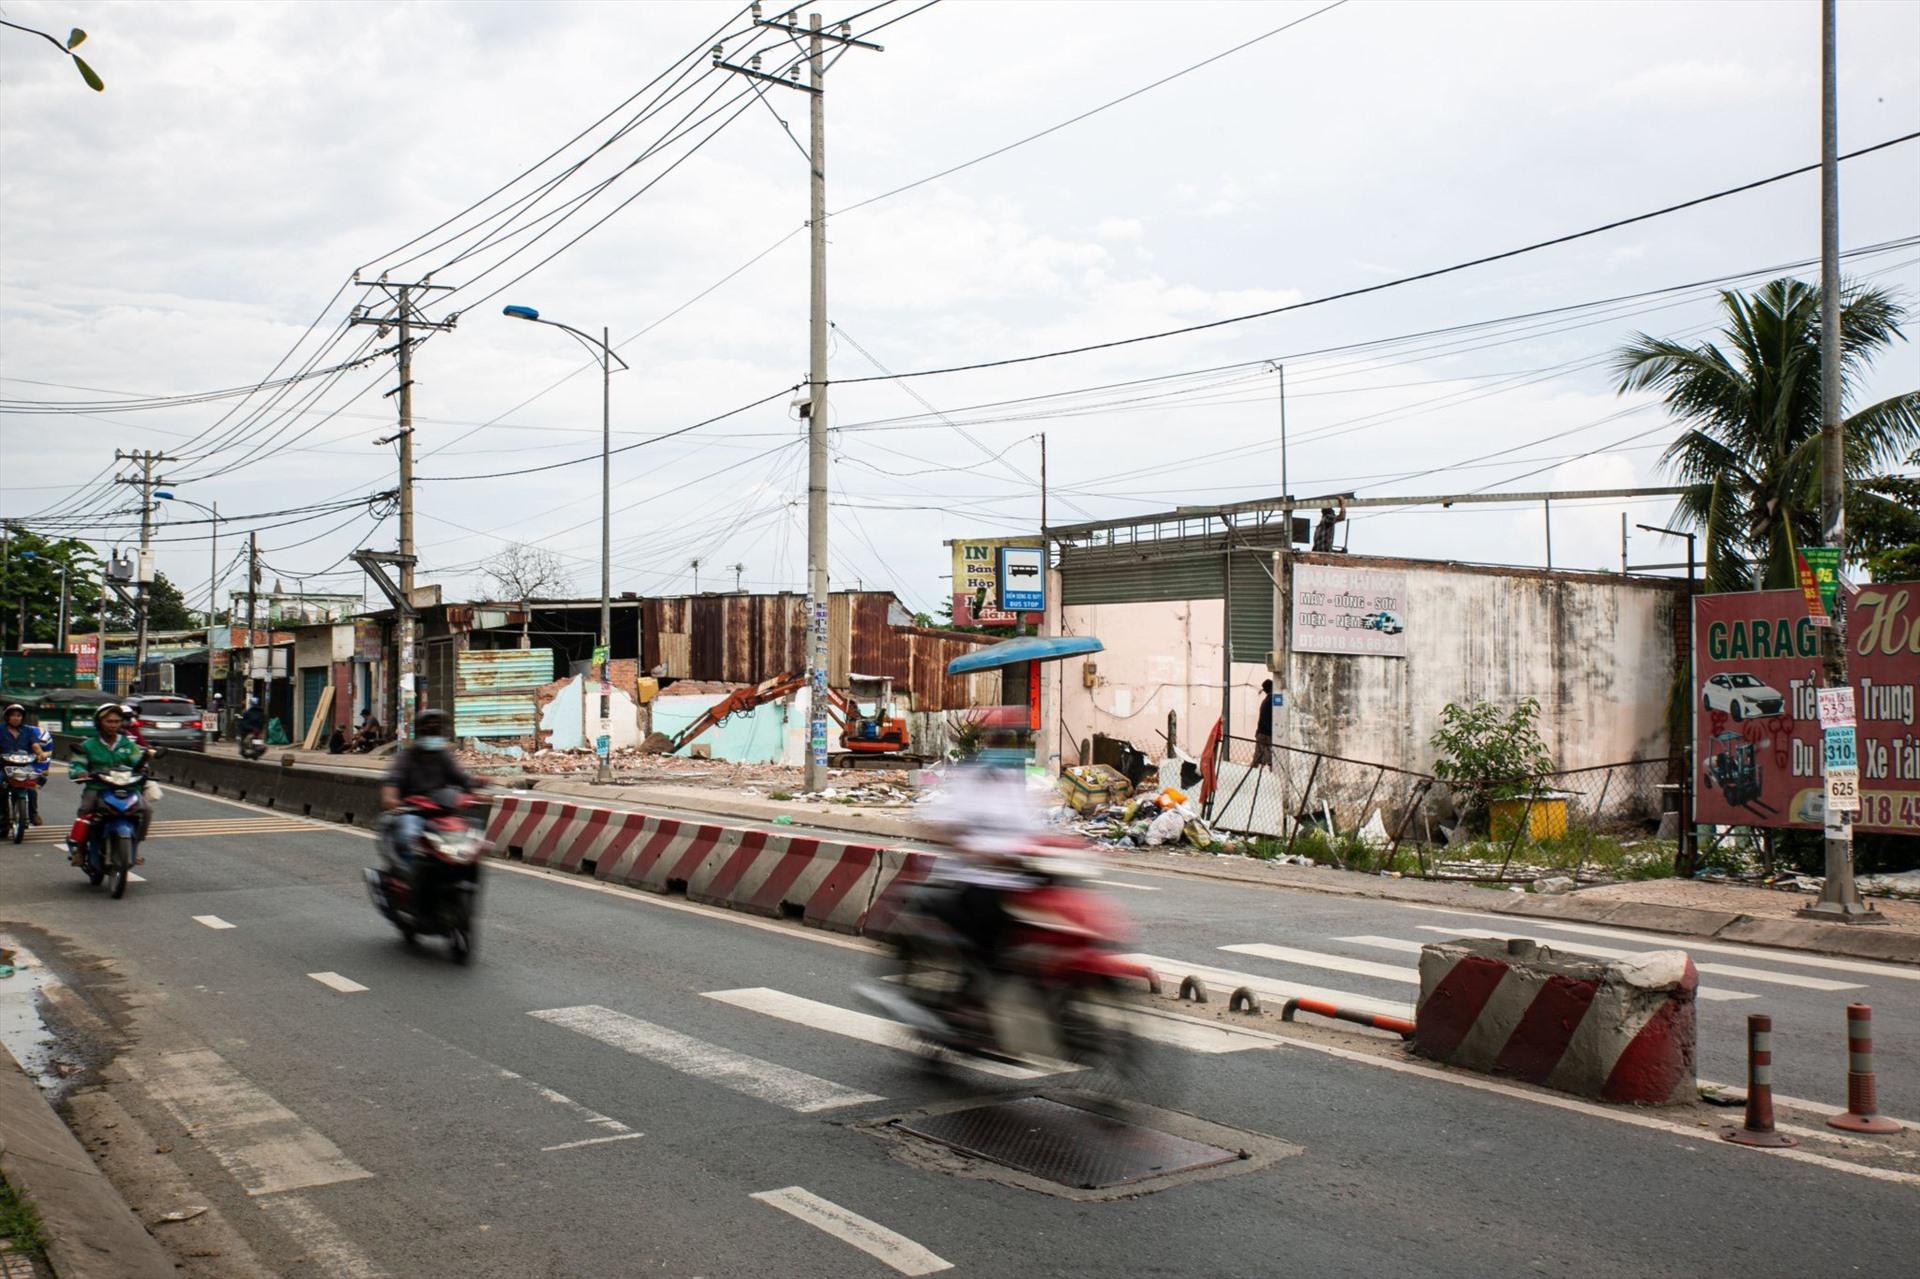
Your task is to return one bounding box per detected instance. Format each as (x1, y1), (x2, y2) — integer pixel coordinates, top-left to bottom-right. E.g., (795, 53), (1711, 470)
(2, 775), (1916, 1279)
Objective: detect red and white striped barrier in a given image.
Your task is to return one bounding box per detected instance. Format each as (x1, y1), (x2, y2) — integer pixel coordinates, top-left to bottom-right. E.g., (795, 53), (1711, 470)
(862, 849), (942, 940)
(1414, 938), (1698, 1106)
(485, 794), (889, 935)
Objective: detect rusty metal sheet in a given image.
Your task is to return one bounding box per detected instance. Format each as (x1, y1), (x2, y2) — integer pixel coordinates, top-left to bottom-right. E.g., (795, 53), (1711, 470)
(455, 648), (553, 691)
(454, 692), (538, 739)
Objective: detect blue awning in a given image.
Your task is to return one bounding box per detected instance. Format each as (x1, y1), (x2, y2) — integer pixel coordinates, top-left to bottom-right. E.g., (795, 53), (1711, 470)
(946, 635), (1103, 676)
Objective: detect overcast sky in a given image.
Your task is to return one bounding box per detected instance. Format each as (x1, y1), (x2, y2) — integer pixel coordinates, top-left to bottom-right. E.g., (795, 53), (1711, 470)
(3, 0), (1916, 619)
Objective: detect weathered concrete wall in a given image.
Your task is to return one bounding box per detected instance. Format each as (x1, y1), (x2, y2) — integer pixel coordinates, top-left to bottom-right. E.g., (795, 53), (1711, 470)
(1284, 555), (1683, 773)
(649, 693), (787, 763)
(1049, 594), (1270, 763)
(538, 673), (647, 754)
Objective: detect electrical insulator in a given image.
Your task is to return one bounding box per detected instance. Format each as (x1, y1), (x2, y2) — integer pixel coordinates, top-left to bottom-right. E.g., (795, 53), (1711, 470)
(750, 52), (762, 70)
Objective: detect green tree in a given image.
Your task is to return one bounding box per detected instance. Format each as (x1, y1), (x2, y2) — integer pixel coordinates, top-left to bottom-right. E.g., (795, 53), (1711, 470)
(1858, 446), (1920, 582)
(142, 573), (197, 631)
(0, 529), (104, 646)
(1613, 279), (1919, 593)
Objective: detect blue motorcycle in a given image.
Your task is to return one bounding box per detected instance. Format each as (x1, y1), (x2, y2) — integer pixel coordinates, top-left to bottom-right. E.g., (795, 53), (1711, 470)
(77, 763), (150, 899)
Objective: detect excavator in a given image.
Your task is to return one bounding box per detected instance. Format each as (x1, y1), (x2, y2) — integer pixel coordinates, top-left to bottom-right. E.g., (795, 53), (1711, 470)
(659, 671), (910, 764)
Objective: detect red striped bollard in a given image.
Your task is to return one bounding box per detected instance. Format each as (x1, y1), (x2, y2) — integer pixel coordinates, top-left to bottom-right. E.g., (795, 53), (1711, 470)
(1828, 1004), (1901, 1135)
(1724, 1014), (1796, 1149)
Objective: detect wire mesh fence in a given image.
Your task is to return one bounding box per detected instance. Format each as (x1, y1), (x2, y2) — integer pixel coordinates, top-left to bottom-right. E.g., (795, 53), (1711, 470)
(1204, 735), (1684, 882)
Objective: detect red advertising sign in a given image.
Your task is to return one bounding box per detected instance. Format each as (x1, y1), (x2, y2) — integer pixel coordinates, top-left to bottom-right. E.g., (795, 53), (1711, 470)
(66, 636), (99, 676)
(1694, 583), (1920, 833)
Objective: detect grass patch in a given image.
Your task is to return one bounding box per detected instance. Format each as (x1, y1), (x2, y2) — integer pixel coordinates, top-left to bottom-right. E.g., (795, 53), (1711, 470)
(1237, 830), (1417, 875)
(0, 1174), (48, 1258)
(767, 790), (793, 802)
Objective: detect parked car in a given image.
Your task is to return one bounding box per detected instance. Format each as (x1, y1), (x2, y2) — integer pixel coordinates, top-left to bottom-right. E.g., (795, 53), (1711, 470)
(124, 696), (209, 751)
(1361, 610), (1404, 636)
(1700, 672), (1786, 721)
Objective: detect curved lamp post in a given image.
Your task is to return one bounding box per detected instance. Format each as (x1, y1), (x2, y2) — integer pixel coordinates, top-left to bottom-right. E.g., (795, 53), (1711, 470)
(502, 305), (628, 784)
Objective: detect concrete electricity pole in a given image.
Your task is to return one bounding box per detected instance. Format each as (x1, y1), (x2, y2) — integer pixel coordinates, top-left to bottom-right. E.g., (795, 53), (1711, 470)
(351, 279), (454, 741)
(717, 9), (881, 793)
(114, 449), (177, 674)
(244, 531), (259, 717)
(1802, 0), (1873, 922)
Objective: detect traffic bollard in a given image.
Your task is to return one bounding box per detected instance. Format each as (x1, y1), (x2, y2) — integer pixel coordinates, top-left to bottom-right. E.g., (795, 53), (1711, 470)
(1724, 1014), (1796, 1148)
(1828, 1004), (1901, 1135)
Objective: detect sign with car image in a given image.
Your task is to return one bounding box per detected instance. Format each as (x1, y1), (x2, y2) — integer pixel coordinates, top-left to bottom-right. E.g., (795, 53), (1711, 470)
(1292, 563), (1407, 657)
(1693, 584), (1920, 833)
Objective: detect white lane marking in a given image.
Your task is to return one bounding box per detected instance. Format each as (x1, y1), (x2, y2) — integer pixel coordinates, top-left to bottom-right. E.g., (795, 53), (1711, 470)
(308, 972), (368, 993)
(750, 1186), (952, 1276)
(1394, 903), (1920, 981)
(193, 914), (236, 930)
(541, 1132), (646, 1152)
(530, 1005), (883, 1113)
(1412, 926), (1854, 993)
(1221, 942), (1420, 984)
(704, 988), (1066, 1079)
(1703, 1083), (1919, 1132)
(1090, 878), (1160, 892)
(260, 1194), (388, 1277)
(1339, 934), (1754, 1002)
(120, 1049), (372, 1196)
(126, 872), (146, 882)
(1121, 953), (1414, 1019)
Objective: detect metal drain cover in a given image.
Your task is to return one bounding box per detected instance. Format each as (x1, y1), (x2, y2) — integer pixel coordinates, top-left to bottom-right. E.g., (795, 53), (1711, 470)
(893, 1096), (1240, 1190)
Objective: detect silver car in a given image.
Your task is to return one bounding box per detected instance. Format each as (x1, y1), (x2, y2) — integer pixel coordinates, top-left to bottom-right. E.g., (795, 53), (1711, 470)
(126, 696), (208, 751)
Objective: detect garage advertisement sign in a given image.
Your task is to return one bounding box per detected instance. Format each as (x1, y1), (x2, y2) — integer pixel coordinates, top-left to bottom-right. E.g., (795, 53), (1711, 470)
(1694, 583), (1920, 832)
(1292, 563), (1407, 657)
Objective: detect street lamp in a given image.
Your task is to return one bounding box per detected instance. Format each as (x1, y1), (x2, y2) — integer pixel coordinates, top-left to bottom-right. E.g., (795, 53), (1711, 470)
(154, 492), (223, 627)
(502, 304), (628, 785)
(15, 551), (72, 651)
(1635, 523), (1698, 584)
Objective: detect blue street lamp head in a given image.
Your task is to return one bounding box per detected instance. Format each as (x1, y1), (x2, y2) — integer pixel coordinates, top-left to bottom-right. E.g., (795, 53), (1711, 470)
(155, 490), (175, 500)
(502, 305), (540, 321)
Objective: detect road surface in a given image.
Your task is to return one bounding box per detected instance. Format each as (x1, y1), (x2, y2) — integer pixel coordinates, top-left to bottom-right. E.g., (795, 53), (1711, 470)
(2, 774), (1915, 1278)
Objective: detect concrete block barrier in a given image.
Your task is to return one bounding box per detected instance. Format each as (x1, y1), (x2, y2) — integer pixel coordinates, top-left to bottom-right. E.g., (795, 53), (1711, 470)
(864, 848), (942, 941)
(691, 829), (884, 934)
(1413, 937), (1698, 1106)
(598, 814), (733, 895)
(488, 794), (649, 874)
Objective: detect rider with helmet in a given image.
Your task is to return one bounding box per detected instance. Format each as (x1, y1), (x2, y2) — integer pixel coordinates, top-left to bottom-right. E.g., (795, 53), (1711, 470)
(378, 709), (480, 879)
(68, 702), (151, 855)
(1, 703), (51, 826)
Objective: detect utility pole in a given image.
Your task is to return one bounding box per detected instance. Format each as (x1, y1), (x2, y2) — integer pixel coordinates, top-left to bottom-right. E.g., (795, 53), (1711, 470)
(244, 531), (259, 720)
(1803, 0), (1873, 923)
(717, 7), (881, 792)
(114, 449), (177, 678)
(351, 279), (454, 741)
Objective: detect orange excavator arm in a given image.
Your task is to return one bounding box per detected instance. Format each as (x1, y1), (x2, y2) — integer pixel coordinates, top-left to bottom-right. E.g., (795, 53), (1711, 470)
(663, 672), (842, 755)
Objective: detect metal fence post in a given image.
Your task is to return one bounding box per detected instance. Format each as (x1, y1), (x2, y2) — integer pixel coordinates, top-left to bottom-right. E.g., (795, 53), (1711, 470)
(1283, 753), (1323, 859)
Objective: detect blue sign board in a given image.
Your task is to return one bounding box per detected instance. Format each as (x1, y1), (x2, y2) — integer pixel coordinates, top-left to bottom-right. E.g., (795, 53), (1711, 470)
(1823, 726), (1857, 772)
(998, 545), (1046, 613)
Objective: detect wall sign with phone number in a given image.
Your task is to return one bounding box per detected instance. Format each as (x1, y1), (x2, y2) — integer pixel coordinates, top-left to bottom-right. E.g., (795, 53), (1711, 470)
(1855, 792), (1920, 832)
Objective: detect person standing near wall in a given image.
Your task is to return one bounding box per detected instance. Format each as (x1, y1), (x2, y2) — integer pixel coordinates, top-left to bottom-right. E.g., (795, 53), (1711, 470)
(1255, 678), (1275, 770)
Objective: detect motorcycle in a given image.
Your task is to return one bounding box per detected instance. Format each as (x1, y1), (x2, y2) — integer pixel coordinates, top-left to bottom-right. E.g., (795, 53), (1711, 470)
(73, 764), (150, 898)
(365, 788), (484, 963)
(238, 734), (268, 760)
(4, 751), (36, 844)
(856, 838), (1155, 1088)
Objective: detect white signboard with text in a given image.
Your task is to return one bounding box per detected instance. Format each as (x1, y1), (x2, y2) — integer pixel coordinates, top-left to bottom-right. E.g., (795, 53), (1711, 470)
(1292, 563), (1409, 658)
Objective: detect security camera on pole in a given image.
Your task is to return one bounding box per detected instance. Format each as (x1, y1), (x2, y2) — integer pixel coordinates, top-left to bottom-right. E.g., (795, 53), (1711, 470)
(716, 7), (882, 792)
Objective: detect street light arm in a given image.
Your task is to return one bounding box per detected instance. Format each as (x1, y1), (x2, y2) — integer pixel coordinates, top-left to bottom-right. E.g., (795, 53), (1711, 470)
(512, 313), (630, 373)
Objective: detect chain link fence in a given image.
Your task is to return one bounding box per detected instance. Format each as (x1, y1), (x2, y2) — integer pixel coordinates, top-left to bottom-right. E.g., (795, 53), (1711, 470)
(1205, 735), (1684, 882)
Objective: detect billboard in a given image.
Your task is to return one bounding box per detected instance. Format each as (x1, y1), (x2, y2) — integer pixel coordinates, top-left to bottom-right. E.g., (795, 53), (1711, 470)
(1292, 562), (1408, 658)
(947, 537), (1043, 626)
(1694, 583), (1919, 833)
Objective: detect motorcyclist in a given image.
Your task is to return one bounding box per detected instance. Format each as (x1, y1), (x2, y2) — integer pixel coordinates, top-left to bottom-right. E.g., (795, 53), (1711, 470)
(919, 733), (1052, 982)
(378, 709), (481, 883)
(0, 703), (50, 826)
(238, 699), (265, 741)
(68, 703), (152, 857)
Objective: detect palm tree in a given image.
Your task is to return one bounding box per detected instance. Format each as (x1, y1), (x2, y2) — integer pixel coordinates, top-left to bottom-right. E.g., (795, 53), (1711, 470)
(1614, 278), (1919, 592)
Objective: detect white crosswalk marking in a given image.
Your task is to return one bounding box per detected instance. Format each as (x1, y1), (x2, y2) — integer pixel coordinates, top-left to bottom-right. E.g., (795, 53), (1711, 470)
(1410, 926), (1860, 992)
(121, 1049), (371, 1196)
(1221, 942), (1420, 984)
(752, 1187), (952, 1276)
(1128, 1008), (1285, 1054)
(1397, 904), (1920, 981)
(1122, 953), (1413, 1019)
(1340, 934), (1755, 1002)
(308, 972), (367, 993)
(193, 915), (235, 930)
(704, 988), (1066, 1079)
(531, 1004), (883, 1112)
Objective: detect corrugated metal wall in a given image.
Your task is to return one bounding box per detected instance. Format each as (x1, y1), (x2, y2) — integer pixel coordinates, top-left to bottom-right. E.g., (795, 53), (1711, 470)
(454, 648), (552, 739)
(1061, 530), (1282, 662)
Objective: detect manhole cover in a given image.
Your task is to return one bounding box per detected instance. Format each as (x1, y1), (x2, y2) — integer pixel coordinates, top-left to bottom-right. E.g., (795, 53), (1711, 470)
(893, 1096), (1240, 1190)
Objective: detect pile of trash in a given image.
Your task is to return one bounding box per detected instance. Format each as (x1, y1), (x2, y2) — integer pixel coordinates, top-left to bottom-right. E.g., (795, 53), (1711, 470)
(1051, 763), (1223, 851)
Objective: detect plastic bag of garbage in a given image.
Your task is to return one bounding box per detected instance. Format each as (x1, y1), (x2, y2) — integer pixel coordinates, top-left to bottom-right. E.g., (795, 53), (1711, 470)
(1145, 808), (1187, 846)
(1357, 808), (1388, 848)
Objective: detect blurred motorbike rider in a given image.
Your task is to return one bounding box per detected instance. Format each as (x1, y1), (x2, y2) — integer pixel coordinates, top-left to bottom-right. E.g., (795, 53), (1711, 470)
(378, 709), (480, 881)
(919, 727), (1052, 979)
(1, 703), (50, 825)
(68, 703), (151, 855)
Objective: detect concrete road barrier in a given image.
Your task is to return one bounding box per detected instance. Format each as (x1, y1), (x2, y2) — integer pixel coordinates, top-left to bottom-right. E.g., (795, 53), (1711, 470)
(864, 849), (942, 942)
(1413, 937), (1698, 1106)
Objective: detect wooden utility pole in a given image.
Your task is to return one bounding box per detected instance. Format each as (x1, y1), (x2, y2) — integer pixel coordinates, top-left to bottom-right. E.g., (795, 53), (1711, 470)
(243, 531), (259, 717)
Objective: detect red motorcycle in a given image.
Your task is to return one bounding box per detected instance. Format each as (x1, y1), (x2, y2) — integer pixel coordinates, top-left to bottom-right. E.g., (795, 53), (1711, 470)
(858, 836), (1155, 1086)
(365, 788), (484, 963)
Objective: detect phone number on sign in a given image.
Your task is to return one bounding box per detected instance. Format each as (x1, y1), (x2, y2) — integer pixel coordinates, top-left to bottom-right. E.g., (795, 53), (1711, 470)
(1857, 791), (1920, 832)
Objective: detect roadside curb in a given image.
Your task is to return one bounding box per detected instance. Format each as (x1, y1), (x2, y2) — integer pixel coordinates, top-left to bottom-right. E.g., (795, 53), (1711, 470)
(0, 1048), (174, 1279)
(528, 778), (919, 841)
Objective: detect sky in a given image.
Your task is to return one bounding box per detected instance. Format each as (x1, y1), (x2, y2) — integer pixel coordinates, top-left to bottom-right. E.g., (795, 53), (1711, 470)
(2, 0), (1917, 621)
